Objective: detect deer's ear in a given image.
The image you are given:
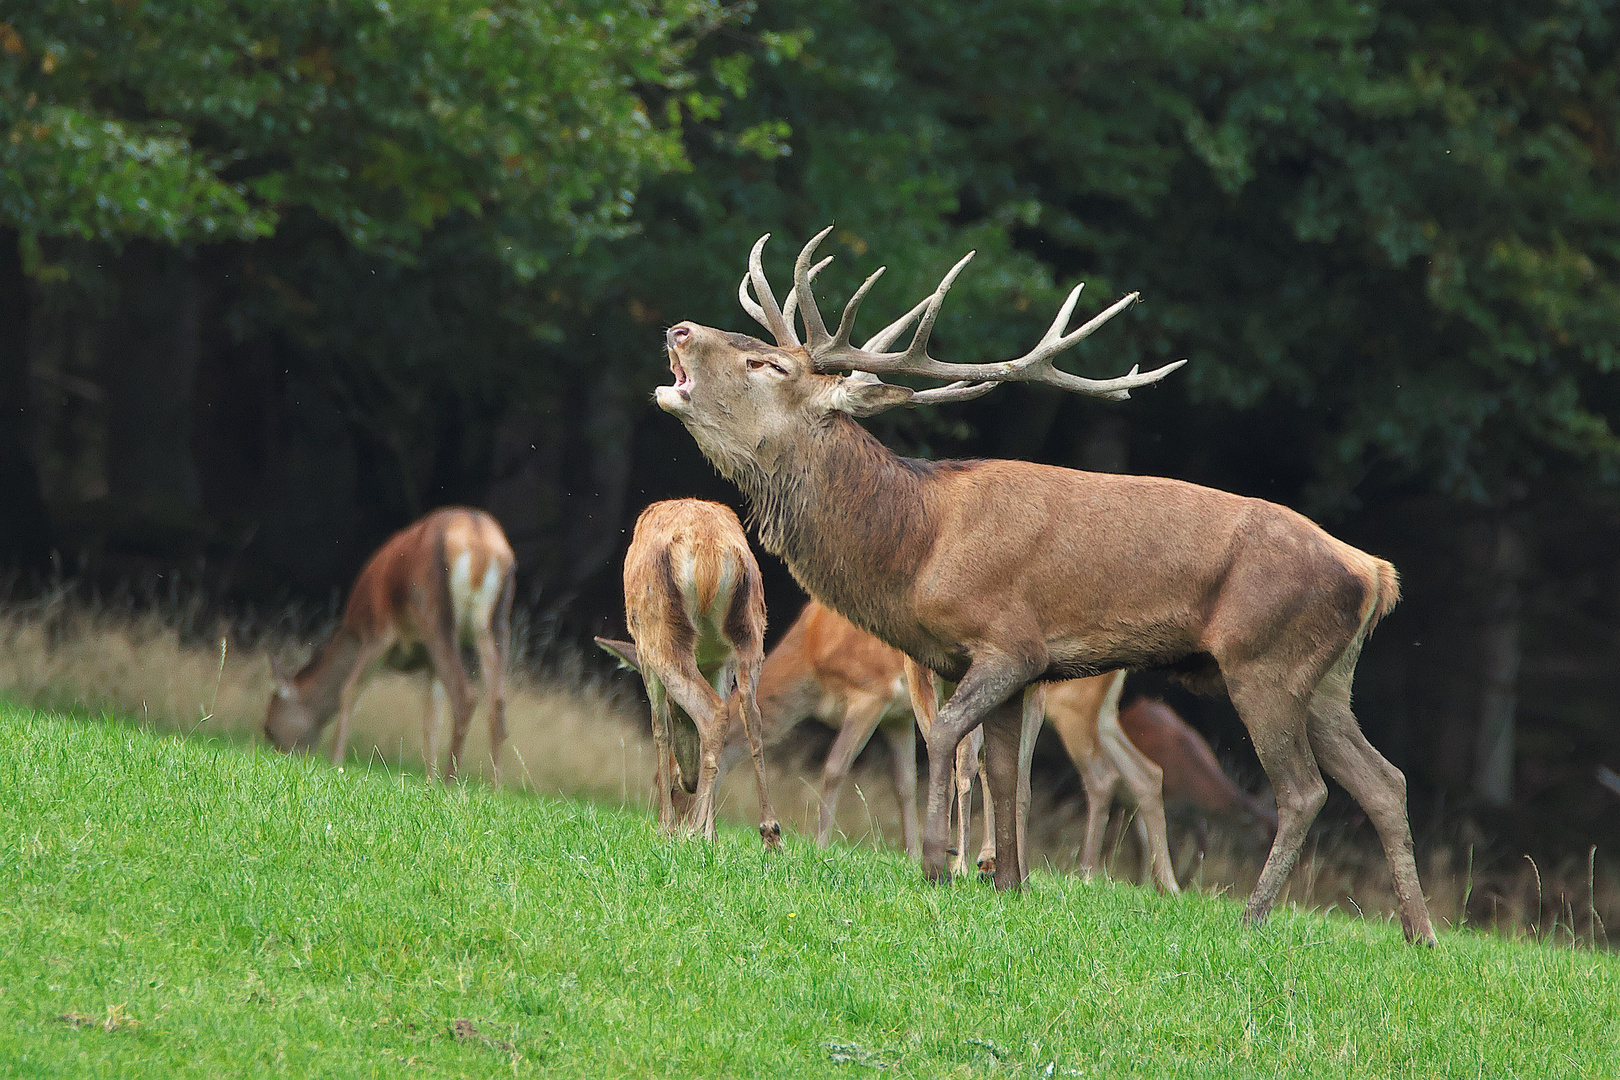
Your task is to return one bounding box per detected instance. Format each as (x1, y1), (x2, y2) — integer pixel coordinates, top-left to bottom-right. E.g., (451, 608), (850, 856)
(823, 377), (914, 418)
(593, 637), (641, 673)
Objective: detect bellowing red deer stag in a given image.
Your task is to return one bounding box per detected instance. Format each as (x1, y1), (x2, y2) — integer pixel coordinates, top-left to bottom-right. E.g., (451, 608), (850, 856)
(655, 228), (1436, 943)
(265, 507), (515, 784)
(596, 499), (780, 848)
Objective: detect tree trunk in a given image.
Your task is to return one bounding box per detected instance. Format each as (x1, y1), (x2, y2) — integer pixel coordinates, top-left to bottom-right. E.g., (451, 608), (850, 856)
(1471, 519), (1526, 807)
(102, 242), (204, 547)
(0, 232), (52, 567)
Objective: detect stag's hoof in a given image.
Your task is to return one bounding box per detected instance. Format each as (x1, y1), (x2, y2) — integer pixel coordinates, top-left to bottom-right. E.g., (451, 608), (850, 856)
(760, 821), (783, 850)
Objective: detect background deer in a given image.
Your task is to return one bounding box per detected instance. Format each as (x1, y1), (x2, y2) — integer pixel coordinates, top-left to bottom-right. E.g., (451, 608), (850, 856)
(1116, 697), (1278, 857)
(265, 507), (514, 784)
(655, 227), (1436, 942)
(596, 499), (780, 848)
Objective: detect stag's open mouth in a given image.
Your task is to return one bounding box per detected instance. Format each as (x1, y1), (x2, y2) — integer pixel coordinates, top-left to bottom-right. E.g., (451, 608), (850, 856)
(668, 356), (693, 399)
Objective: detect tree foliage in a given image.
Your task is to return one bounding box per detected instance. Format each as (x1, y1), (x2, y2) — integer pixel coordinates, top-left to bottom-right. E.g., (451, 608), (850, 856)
(2, 0), (733, 275)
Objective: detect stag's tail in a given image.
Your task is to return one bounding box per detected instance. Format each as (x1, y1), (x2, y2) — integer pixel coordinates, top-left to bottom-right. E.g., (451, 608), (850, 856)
(1365, 558), (1401, 635)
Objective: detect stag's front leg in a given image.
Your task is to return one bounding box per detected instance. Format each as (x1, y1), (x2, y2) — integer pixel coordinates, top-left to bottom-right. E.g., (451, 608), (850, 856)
(921, 653), (1041, 883)
(980, 699), (1031, 892)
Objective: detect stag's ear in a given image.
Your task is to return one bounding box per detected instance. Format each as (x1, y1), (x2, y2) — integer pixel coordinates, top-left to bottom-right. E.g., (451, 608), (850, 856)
(823, 377), (915, 418)
(594, 636), (641, 673)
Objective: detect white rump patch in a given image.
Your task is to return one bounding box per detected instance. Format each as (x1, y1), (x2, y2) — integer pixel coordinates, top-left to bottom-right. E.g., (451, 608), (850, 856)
(449, 551), (503, 636)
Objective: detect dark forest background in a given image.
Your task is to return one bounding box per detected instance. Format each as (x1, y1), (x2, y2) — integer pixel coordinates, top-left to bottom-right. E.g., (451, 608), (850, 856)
(3, 0), (1619, 851)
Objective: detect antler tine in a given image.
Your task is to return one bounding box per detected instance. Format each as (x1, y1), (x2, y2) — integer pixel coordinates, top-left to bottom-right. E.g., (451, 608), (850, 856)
(792, 226), (836, 348)
(783, 255), (832, 335)
(860, 290), (927, 353)
(897, 251), (975, 366)
(908, 380), (998, 405)
(744, 234), (798, 347)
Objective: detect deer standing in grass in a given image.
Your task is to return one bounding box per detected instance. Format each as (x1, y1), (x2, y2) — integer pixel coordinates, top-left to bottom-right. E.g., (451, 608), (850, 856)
(655, 227), (1435, 943)
(264, 507), (515, 784)
(597, 499), (780, 848)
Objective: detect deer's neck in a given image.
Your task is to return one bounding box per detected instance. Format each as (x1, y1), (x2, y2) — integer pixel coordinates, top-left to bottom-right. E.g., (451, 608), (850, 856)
(734, 416), (940, 650)
(294, 628), (364, 721)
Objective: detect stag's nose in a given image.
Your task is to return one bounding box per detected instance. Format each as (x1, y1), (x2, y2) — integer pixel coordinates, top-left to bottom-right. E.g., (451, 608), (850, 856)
(666, 323), (693, 349)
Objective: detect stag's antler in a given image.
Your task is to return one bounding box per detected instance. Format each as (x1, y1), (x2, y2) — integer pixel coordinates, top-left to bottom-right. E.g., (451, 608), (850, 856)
(740, 227), (1186, 402)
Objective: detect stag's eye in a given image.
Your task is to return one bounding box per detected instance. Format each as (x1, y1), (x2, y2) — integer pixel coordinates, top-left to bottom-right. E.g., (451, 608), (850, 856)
(746, 357), (789, 376)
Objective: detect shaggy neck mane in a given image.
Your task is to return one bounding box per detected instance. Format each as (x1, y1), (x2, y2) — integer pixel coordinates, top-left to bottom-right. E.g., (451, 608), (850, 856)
(727, 414), (943, 641)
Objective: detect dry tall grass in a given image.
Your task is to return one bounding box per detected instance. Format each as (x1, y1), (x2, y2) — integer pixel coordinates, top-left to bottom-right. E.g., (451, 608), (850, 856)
(1, 592), (1613, 946)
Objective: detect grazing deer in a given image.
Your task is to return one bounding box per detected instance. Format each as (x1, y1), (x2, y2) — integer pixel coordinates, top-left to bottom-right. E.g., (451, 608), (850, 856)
(596, 499), (780, 848)
(654, 228), (1436, 942)
(1117, 698), (1278, 848)
(265, 507), (515, 784)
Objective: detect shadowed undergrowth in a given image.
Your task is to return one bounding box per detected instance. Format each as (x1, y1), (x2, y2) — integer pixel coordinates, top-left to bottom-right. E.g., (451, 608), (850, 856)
(2, 706), (1618, 1078)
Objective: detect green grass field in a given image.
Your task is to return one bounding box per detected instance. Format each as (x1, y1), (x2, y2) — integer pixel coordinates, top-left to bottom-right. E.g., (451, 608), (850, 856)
(2, 705), (1616, 1078)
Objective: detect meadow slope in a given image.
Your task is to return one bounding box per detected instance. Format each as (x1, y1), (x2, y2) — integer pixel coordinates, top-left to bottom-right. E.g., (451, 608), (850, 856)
(1, 706), (1616, 1079)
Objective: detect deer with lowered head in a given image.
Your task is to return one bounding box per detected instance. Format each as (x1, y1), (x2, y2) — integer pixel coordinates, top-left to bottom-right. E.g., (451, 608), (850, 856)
(654, 228), (1435, 943)
(1114, 697), (1278, 858)
(596, 499), (781, 848)
(265, 507), (515, 784)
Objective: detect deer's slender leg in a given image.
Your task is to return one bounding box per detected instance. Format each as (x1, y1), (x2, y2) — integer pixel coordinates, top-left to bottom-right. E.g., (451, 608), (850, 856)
(974, 750), (997, 876)
(655, 660), (730, 843)
(733, 655), (781, 850)
(422, 628), (477, 784)
(1078, 754), (1120, 879)
(951, 731), (981, 878)
(478, 571), (514, 788)
(1013, 682), (1046, 883)
(645, 675), (681, 834)
(1097, 688), (1178, 893)
(921, 652), (1043, 883)
(879, 712), (920, 860)
(815, 694), (888, 847)
(423, 678), (448, 782)
(1307, 674), (1435, 944)
(1227, 675), (1325, 927)
(473, 626), (508, 788)
(331, 635), (392, 767)
(979, 700), (1028, 891)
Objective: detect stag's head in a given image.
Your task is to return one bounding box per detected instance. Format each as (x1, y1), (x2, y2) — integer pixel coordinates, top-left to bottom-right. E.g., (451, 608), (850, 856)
(263, 659), (321, 753)
(658, 227), (1186, 474)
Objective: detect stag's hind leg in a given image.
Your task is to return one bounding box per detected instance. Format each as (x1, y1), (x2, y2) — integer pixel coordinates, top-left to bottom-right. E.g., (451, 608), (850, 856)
(423, 631), (477, 783)
(1227, 675), (1327, 927)
(475, 571), (514, 787)
(1307, 665), (1436, 944)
